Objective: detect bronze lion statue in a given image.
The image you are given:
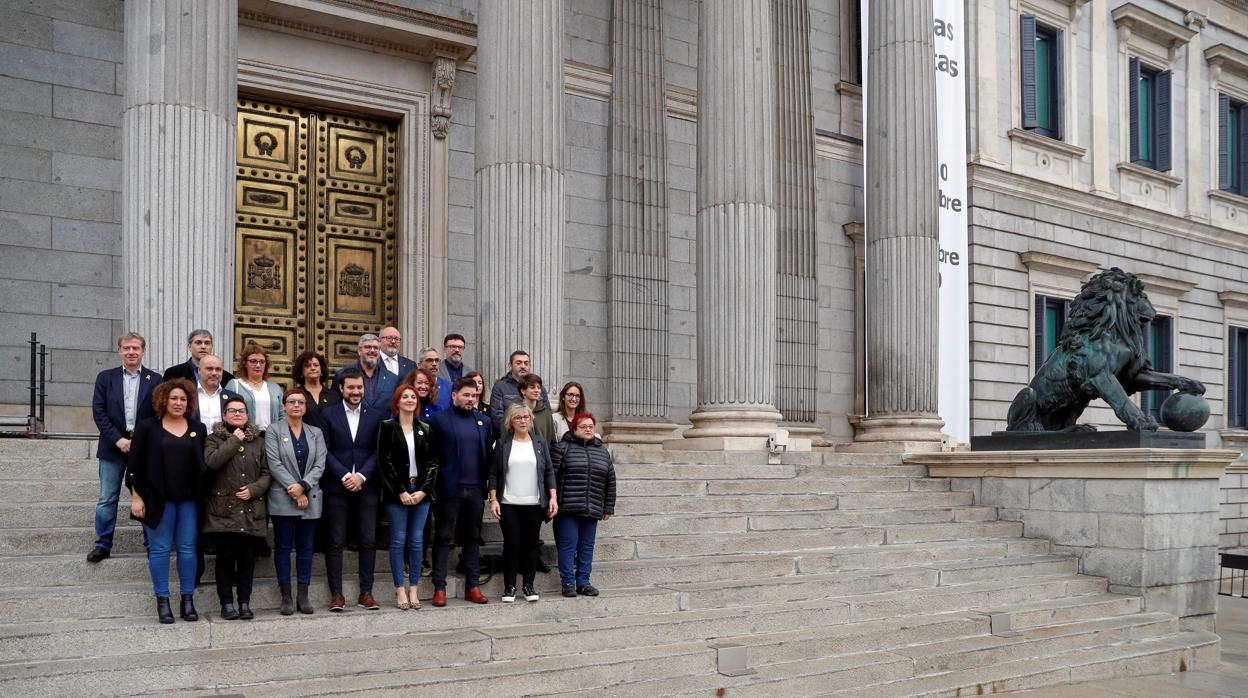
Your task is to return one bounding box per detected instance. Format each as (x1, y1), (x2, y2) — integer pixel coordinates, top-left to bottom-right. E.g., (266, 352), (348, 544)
(1006, 268), (1204, 432)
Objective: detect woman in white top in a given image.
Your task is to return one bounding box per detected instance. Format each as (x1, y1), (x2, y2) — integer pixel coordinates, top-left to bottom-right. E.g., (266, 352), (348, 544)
(488, 403), (557, 603)
(225, 343), (284, 432)
(552, 382), (587, 442)
(377, 385), (437, 610)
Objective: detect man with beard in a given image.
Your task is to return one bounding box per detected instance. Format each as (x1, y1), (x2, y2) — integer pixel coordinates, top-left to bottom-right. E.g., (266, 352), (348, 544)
(334, 334), (395, 413)
(437, 333), (472, 384)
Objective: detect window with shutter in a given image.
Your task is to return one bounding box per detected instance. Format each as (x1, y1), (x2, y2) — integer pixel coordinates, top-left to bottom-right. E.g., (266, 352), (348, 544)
(1231, 327), (1248, 428)
(1021, 16), (1062, 139)
(1034, 295), (1071, 372)
(1129, 59), (1170, 172)
(1141, 316), (1173, 420)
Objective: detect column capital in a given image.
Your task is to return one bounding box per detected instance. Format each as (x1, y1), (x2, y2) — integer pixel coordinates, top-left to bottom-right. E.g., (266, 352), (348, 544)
(430, 56), (457, 140)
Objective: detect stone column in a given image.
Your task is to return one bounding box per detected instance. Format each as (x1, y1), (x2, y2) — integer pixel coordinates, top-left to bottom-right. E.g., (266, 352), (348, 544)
(475, 1), (564, 386)
(123, 0), (238, 369)
(603, 0), (678, 445)
(848, 0), (945, 452)
(773, 0), (820, 433)
(677, 0), (783, 448)
(1184, 12), (1207, 220)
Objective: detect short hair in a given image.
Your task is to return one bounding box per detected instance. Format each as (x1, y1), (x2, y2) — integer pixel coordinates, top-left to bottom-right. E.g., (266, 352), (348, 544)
(223, 395), (247, 412)
(291, 350), (329, 386)
(358, 333), (380, 346)
(186, 329), (213, 345)
(502, 402), (533, 435)
(518, 373), (543, 391)
(235, 343), (270, 380)
(281, 386), (305, 404)
(569, 412), (596, 432)
(443, 333), (465, 346)
(338, 367), (365, 386)
(418, 346), (439, 358)
(117, 332), (146, 350)
(390, 383), (419, 415)
(452, 375), (479, 393)
(198, 355), (223, 369)
(509, 350), (530, 364)
(558, 382), (587, 417)
(402, 367), (439, 406)
(153, 378), (197, 418)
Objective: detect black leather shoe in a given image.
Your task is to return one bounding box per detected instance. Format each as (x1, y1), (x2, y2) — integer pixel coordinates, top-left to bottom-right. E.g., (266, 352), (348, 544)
(156, 597), (174, 624)
(238, 602), (254, 620)
(86, 547), (110, 563)
(561, 584), (577, 598)
(576, 584), (599, 597)
(220, 602), (239, 620)
(180, 594), (199, 621)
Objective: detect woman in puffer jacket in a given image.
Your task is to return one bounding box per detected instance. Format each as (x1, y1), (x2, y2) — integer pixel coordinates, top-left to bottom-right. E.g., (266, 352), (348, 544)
(550, 412), (616, 598)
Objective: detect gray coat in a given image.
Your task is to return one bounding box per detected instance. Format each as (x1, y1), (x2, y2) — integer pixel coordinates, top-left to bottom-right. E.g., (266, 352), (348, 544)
(265, 420), (326, 519)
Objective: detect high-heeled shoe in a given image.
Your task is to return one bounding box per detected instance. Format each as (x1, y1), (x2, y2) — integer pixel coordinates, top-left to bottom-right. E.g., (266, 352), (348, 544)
(156, 596), (174, 624)
(396, 587), (410, 610)
(180, 594), (199, 622)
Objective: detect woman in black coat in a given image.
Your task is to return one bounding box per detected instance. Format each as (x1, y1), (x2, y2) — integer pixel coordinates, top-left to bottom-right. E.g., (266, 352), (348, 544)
(126, 378), (207, 624)
(550, 412), (615, 598)
(488, 403), (557, 603)
(377, 384), (438, 610)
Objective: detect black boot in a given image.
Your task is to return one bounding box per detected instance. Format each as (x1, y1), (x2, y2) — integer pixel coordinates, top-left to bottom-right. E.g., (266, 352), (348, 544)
(296, 583), (313, 614)
(220, 601), (239, 620)
(238, 601), (254, 620)
(156, 596), (174, 624)
(180, 594), (199, 621)
(279, 584), (294, 616)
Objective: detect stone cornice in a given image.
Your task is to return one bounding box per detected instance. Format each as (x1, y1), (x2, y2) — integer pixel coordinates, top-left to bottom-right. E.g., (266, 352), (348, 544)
(1112, 3), (1197, 49)
(1007, 128), (1088, 158)
(1135, 273), (1197, 298)
(1206, 44), (1248, 79)
(1218, 290), (1248, 309)
(238, 0), (475, 60)
(1019, 251), (1099, 278)
(910, 448), (1236, 479)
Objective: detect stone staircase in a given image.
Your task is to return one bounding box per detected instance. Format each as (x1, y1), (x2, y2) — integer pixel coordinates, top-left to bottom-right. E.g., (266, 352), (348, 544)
(0, 439), (1219, 696)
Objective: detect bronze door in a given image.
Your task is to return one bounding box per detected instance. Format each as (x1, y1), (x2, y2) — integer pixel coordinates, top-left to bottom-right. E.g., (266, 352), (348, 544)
(234, 99), (398, 382)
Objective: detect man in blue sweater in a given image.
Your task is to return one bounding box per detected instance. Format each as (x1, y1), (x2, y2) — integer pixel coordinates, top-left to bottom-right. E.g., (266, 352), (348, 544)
(427, 377), (494, 606)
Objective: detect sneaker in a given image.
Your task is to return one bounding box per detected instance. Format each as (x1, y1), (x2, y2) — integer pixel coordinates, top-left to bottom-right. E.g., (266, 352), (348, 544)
(523, 585), (539, 602)
(501, 585), (516, 603)
(561, 584), (577, 598)
(577, 584), (599, 597)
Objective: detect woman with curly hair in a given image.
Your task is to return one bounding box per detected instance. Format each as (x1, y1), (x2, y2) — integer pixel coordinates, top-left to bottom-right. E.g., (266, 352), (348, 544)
(291, 350), (338, 429)
(126, 378), (205, 624)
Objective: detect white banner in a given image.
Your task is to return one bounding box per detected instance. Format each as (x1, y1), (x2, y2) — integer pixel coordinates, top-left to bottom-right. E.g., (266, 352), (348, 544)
(933, 0), (970, 444)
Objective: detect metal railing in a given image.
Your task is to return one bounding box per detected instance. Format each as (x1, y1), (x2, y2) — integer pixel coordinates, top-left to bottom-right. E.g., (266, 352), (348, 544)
(1, 332), (47, 437)
(1220, 552), (1248, 597)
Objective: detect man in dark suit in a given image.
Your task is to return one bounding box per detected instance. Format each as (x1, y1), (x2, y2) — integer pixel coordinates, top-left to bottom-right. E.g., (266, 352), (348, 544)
(162, 329), (234, 386)
(418, 347), (454, 411)
(189, 354), (239, 431)
(428, 376), (494, 606)
(320, 368), (385, 612)
(333, 333), (396, 413)
(378, 326), (416, 383)
(88, 332), (162, 562)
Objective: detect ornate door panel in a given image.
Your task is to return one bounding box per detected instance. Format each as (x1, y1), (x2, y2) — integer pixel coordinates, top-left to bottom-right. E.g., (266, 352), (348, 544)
(234, 99), (397, 382)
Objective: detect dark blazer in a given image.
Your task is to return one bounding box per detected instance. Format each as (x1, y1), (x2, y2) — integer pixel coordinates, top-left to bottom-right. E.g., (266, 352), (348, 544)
(333, 362), (398, 414)
(320, 402), (384, 493)
(189, 387), (241, 427)
(489, 434), (556, 510)
(124, 417), (208, 529)
(92, 366), (162, 462)
(428, 406), (493, 498)
(376, 418), (438, 504)
(382, 354), (418, 384)
(163, 358), (235, 387)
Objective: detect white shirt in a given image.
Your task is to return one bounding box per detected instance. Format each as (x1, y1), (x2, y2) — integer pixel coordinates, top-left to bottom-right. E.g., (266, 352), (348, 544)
(342, 403), (366, 482)
(404, 430), (417, 479)
(242, 382), (272, 431)
(197, 383), (223, 431)
(122, 366), (142, 431)
(502, 439), (540, 505)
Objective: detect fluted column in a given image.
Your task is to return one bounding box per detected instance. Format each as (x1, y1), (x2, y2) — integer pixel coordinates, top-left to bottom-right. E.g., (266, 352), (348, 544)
(848, 0), (945, 451)
(123, 0), (237, 369)
(773, 0), (819, 430)
(679, 0), (782, 447)
(603, 0), (677, 445)
(475, 1), (564, 386)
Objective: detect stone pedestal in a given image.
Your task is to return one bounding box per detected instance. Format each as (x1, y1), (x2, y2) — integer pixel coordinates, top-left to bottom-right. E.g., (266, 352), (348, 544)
(912, 448), (1237, 628)
(123, 0), (237, 369)
(474, 1), (564, 385)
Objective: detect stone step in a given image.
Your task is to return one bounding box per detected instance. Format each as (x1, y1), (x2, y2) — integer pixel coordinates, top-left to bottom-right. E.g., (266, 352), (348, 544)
(614, 490), (973, 515)
(0, 586), (680, 664)
(799, 462), (930, 478)
(933, 555), (1077, 585)
(0, 479), (101, 502)
(627, 527), (887, 559)
(705, 477), (916, 495)
(883, 520), (1023, 544)
(0, 458), (100, 480)
(840, 573), (1107, 622)
(613, 462), (798, 480)
(981, 590), (1144, 630)
(0, 438), (93, 461)
(745, 505), (999, 531)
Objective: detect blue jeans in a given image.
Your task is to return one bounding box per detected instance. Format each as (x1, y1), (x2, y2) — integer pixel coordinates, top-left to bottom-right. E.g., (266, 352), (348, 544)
(144, 500), (198, 597)
(384, 500), (431, 587)
(94, 458), (126, 549)
(272, 515), (316, 586)
(553, 514), (598, 587)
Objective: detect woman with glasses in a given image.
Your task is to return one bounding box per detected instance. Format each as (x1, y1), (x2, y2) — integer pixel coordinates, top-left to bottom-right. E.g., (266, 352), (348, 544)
(266, 388), (326, 615)
(551, 412), (615, 598)
(203, 397), (271, 620)
(125, 378), (206, 623)
(488, 403), (557, 603)
(226, 344), (285, 434)
(377, 384), (438, 609)
(552, 382), (587, 442)
(292, 350), (338, 430)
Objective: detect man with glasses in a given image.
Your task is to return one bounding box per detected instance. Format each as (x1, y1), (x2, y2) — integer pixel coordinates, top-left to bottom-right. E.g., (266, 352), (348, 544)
(437, 333), (472, 384)
(419, 347), (454, 411)
(377, 326), (416, 382)
(333, 333), (395, 413)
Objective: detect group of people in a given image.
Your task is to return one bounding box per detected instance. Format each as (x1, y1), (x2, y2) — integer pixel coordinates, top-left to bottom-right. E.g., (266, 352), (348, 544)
(90, 328), (616, 623)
